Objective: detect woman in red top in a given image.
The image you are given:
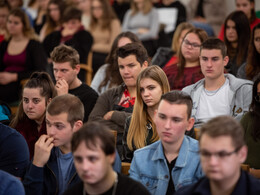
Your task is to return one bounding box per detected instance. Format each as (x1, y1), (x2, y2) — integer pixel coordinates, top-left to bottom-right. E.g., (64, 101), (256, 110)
(10, 72), (57, 159)
(163, 28), (207, 90)
(218, 0), (260, 40)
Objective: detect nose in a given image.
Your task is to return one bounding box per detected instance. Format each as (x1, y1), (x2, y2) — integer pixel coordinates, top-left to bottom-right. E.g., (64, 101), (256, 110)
(143, 89), (149, 97)
(208, 155), (219, 166)
(164, 119), (171, 130)
(28, 101), (34, 108)
(47, 126), (55, 137)
(55, 71), (62, 79)
(122, 67), (130, 75)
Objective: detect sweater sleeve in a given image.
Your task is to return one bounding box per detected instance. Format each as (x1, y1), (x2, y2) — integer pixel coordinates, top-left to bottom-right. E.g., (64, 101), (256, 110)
(122, 116), (134, 162)
(122, 10), (139, 35)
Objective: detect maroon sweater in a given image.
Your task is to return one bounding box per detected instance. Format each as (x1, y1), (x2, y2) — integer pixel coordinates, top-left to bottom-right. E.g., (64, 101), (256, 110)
(15, 117), (46, 159)
(163, 63), (204, 90)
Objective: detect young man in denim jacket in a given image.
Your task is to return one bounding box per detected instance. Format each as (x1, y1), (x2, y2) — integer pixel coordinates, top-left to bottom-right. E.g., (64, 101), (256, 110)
(129, 91), (203, 195)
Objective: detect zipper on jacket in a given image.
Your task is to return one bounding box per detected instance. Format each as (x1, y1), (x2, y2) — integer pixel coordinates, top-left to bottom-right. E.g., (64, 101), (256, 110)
(46, 164), (59, 195)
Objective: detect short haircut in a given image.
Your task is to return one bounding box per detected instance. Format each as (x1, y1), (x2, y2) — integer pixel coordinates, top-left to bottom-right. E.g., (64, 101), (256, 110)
(200, 38), (227, 58)
(47, 94), (84, 127)
(71, 122), (115, 155)
(0, 2), (10, 10)
(116, 42), (149, 66)
(62, 7), (82, 23)
(160, 90), (193, 119)
(50, 44), (80, 69)
(199, 116), (245, 149)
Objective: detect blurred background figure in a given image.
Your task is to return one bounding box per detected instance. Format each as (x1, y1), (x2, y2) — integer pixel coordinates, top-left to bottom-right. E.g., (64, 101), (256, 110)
(241, 76), (260, 169)
(224, 11), (250, 76)
(39, 0), (66, 41)
(238, 23), (260, 80)
(186, 0), (226, 36)
(0, 2), (10, 43)
(77, 0), (91, 30)
(122, 0), (159, 57)
(91, 31), (141, 95)
(0, 8), (47, 105)
(89, 0), (121, 75)
(152, 22), (193, 68)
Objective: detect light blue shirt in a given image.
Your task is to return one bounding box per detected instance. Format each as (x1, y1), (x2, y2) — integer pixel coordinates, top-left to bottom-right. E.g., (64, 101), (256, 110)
(129, 136), (203, 195)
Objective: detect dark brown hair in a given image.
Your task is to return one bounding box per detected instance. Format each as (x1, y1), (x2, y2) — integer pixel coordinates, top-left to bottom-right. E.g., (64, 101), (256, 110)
(224, 11), (250, 66)
(98, 32), (142, 93)
(50, 44), (80, 68)
(62, 6), (82, 23)
(71, 122), (115, 155)
(246, 23), (260, 80)
(200, 38), (227, 58)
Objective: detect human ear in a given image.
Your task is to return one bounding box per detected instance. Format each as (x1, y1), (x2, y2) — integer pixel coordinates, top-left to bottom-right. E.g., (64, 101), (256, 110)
(223, 56), (229, 67)
(238, 145), (248, 164)
(73, 120), (83, 132)
(141, 61), (148, 69)
(186, 117), (195, 131)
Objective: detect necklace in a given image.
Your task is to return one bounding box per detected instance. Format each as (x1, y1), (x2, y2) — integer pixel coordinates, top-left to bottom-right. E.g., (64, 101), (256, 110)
(203, 87), (222, 96)
(83, 172), (118, 195)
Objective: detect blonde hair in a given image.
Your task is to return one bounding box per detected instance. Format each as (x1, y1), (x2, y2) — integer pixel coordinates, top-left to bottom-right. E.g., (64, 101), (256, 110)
(171, 22), (194, 52)
(5, 8), (38, 40)
(131, 0), (153, 15)
(127, 65), (170, 150)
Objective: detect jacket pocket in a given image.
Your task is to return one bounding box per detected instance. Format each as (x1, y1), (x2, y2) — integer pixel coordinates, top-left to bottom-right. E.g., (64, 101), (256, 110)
(140, 175), (158, 193)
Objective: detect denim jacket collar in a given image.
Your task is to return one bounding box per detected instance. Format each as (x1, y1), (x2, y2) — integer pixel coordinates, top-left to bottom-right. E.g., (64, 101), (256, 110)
(151, 136), (190, 168)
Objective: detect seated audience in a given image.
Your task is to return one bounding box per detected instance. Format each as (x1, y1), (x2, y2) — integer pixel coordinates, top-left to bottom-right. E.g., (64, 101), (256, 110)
(122, 65), (170, 162)
(154, 0), (187, 47)
(186, 0), (226, 36)
(91, 31), (141, 95)
(163, 28), (207, 90)
(152, 22), (193, 68)
(43, 7), (93, 65)
(77, 0), (91, 30)
(241, 76), (260, 169)
(0, 8), (47, 104)
(50, 45), (98, 122)
(122, 0), (159, 57)
(39, 0), (66, 41)
(63, 122), (150, 195)
(33, 0), (49, 35)
(219, 0), (260, 40)
(89, 43), (149, 156)
(183, 38), (253, 128)
(89, 0), (121, 74)
(0, 170), (25, 195)
(0, 123), (29, 179)
(0, 2), (10, 43)
(224, 11), (251, 76)
(176, 116), (260, 195)
(238, 23), (260, 80)
(10, 72), (57, 159)
(23, 94), (84, 195)
(25, 0), (39, 20)
(129, 90), (202, 194)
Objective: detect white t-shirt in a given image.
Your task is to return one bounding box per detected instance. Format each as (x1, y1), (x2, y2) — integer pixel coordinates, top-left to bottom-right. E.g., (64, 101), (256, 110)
(196, 79), (231, 124)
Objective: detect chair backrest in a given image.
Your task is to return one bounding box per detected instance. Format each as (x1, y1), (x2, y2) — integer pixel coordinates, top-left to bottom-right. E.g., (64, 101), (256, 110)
(121, 162), (131, 175)
(79, 52), (93, 85)
(241, 164), (250, 172)
(194, 128), (200, 140)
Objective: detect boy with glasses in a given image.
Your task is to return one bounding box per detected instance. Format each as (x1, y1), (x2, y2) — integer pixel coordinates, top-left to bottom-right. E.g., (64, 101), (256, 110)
(175, 116), (260, 195)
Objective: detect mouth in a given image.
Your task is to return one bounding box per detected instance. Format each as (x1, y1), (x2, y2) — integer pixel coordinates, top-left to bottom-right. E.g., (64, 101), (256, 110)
(162, 132), (171, 137)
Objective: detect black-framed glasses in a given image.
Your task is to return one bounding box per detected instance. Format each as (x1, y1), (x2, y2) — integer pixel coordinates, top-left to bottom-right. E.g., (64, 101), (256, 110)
(183, 39), (201, 48)
(255, 93), (260, 102)
(199, 147), (240, 160)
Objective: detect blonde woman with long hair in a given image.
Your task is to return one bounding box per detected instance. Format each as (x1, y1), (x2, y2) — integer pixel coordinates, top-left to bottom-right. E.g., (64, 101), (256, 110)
(122, 65), (170, 162)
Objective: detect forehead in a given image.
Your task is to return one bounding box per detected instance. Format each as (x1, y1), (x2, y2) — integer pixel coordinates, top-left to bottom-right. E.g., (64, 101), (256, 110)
(254, 29), (260, 37)
(227, 19), (235, 26)
(157, 100), (188, 118)
(140, 77), (159, 87)
(200, 134), (235, 150)
(53, 61), (73, 69)
(236, 0), (250, 4)
(74, 140), (105, 156)
(200, 49), (222, 57)
(118, 54), (139, 66)
(46, 112), (69, 123)
(185, 32), (200, 42)
(23, 87), (42, 97)
(118, 37), (132, 47)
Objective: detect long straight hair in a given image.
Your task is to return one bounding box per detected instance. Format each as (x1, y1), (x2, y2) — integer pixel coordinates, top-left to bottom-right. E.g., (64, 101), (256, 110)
(127, 66), (170, 150)
(224, 11), (251, 66)
(246, 23), (260, 80)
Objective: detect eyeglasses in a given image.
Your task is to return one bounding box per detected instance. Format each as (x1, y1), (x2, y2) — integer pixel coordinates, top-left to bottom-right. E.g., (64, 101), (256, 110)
(183, 39), (201, 48)
(199, 147), (240, 160)
(255, 92), (260, 102)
